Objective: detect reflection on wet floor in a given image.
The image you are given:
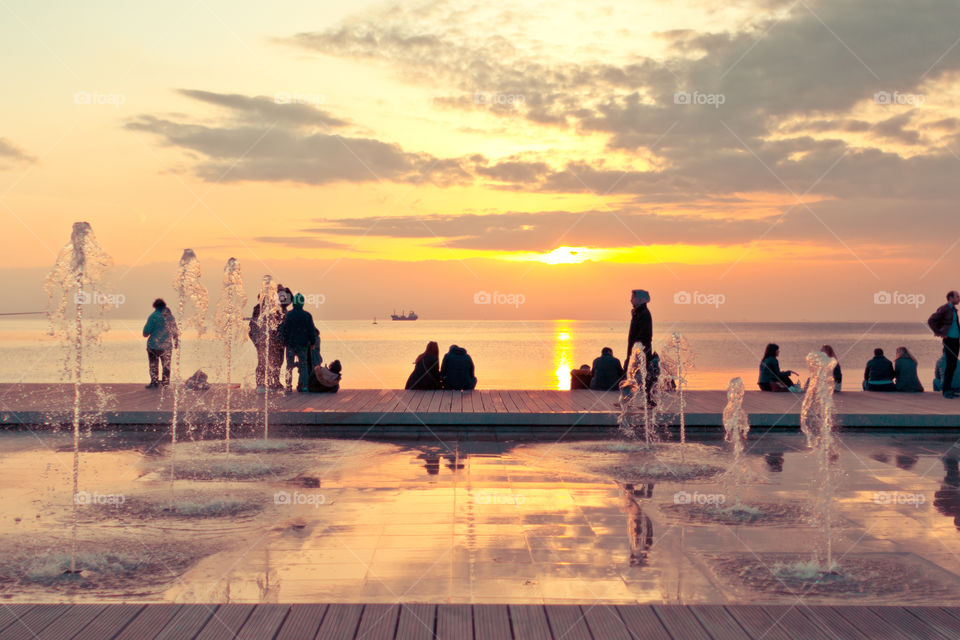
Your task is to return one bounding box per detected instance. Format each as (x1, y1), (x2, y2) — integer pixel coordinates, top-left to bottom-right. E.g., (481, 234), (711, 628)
(0, 432), (959, 604)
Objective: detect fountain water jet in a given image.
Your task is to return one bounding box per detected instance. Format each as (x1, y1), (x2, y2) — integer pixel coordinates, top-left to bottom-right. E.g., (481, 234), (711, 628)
(800, 350), (839, 572)
(170, 249), (208, 503)
(214, 258), (247, 454)
(257, 275), (280, 440)
(722, 377), (751, 506)
(618, 345), (656, 446)
(43, 222), (114, 574)
(661, 332), (694, 457)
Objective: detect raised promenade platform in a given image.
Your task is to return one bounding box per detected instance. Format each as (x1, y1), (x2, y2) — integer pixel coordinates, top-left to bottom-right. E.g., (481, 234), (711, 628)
(1, 384), (959, 435)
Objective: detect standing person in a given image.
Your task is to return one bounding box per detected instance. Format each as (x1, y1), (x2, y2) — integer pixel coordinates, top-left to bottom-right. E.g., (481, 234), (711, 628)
(626, 289), (652, 366)
(590, 347), (624, 391)
(406, 341), (442, 390)
(758, 343), (796, 391)
(278, 293), (320, 393)
(821, 345), (842, 391)
(894, 347), (924, 392)
(441, 344), (477, 390)
(142, 298), (179, 389)
(249, 286), (285, 393)
(928, 290), (960, 398)
(863, 348), (896, 391)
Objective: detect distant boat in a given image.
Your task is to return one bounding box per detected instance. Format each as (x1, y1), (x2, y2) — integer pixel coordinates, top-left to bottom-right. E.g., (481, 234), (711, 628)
(391, 309), (418, 321)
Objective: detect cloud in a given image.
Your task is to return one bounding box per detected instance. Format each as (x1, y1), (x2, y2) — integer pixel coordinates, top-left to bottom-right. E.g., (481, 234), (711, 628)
(255, 236), (355, 249)
(127, 90), (471, 186)
(0, 138), (35, 166)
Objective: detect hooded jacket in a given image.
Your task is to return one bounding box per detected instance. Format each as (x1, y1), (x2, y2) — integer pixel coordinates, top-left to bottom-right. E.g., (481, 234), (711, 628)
(441, 345), (477, 390)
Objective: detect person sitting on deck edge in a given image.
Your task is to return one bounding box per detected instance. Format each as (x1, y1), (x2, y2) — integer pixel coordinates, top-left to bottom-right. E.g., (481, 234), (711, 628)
(894, 346), (924, 392)
(441, 344), (477, 390)
(590, 347), (624, 391)
(405, 341), (442, 390)
(758, 343), (797, 391)
(863, 348), (897, 391)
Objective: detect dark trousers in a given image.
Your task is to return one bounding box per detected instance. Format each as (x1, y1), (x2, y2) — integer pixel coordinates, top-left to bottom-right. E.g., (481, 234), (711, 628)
(147, 348), (171, 385)
(285, 345), (310, 391)
(944, 337), (960, 394)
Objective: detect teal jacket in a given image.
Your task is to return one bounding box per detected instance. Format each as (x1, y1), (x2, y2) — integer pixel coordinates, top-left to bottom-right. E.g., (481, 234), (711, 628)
(143, 308), (179, 351)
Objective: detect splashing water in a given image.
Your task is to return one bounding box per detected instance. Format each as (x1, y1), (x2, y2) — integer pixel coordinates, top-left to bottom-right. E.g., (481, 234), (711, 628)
(619, 345), (656, 446)
(800, 350), (840, 571)
(258, 275), (281, 440)
(43, 222), (114, 574)
(722, 377), (751, 505)
(661, 332), (695, 456)
(214, 258), (247, 454)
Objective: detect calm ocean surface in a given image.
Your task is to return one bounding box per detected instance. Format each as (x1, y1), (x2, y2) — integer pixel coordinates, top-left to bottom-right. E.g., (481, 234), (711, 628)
(0, 318), (943, 391)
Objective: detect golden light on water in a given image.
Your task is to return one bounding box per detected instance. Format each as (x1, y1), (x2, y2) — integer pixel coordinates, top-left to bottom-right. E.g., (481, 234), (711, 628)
(553, 321), (574, 390)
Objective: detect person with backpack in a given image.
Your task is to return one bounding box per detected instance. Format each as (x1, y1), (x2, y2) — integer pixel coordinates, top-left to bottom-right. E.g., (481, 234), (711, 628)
(142, 298), (179, 388)
(928, 290), (960, 398)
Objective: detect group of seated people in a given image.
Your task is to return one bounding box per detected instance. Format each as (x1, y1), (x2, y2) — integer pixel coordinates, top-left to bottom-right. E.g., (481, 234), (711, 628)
(569, 346), (665, 394)
(758, 342), (930, 393)
(404, 341), (478, 390)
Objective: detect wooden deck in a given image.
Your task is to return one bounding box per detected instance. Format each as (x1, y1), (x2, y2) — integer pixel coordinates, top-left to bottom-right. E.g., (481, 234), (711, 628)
(0, 604), (960, 640)
(1, 384), (959, 435)
(1, 603), (958, 639)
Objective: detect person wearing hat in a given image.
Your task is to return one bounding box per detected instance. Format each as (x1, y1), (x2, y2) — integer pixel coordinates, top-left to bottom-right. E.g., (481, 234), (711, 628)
(278, 292), (320, 392)
(626, 289), (653, 367)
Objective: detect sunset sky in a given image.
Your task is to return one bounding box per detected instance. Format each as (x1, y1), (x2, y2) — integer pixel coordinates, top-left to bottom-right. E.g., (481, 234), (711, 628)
(2, 0), (960, 320)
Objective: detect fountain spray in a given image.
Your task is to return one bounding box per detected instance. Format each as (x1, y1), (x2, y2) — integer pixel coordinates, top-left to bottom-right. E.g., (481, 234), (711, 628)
(800, 350), (839, 571)
(722, 377), (751, 505)
(214, 258), (247, 453)
(44, 222), (113, 574)
(662, 332), (694, 458)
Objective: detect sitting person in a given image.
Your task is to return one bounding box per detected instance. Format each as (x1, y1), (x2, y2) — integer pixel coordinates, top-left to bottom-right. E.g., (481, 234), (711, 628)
(863, 348), (896, 391)
(405, 341), (442, 390)
(894, 347), (924, 392)
(589, 347), (624, 391)
(570, 364), (592, 390)
(309, 359), (341, 393)
(441, 344), (477, 390)
(821, 345), (842, 392)
(758, 343), (797, 391)
(934, 354), (960, 392)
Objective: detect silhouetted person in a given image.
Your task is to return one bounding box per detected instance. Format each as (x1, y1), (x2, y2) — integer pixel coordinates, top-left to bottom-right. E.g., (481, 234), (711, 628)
(933, 354), (960, 392)
(278, 293), (319, 393)
(626, 289), (652, 365)
(405, 341), (442, 390)
(894, 346), (924, 392)
(863, 348), (896, 391)
(143, 298), (179, 389)
(928, 290), (960, 398)
(249, 285), (286, 392)
(441, 345), (477, 390)
(590, 347), (624, 391)
(570, 364), (592, 389)
(758, 343), (796, 391)
(821, 345), (842, 391)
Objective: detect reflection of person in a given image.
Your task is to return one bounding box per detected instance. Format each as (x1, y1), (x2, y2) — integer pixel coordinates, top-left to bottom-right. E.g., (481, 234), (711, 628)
(143, 298), (179, 389)
(764, 452), (784, 472)
(619, 483), (654, 566)
(927, 290), (960, 398)
(933, 457), (960, 531)
(626, 289), (652, 366)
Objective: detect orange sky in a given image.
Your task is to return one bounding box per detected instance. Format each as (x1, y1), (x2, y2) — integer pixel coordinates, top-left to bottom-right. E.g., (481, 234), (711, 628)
(2, 0), (960, 319)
